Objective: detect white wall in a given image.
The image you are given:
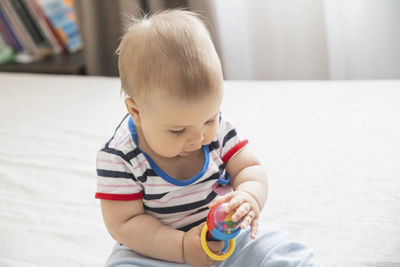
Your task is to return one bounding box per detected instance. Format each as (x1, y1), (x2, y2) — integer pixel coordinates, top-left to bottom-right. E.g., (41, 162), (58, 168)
(213, 0), (330, 80)
(324, 0), (400, 79)
(211, 0), (400, 80)
(245, 0), (330, 80)
(212, 0), (254, 79)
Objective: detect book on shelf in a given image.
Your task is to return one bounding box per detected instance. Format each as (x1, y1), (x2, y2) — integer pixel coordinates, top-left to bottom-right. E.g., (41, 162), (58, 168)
(0, 0), (82, 65)
(24, 0), (65, 54)
(36, 0), (82, 53)
(0, 7), (23, 52)
(0, 34), (15, 65)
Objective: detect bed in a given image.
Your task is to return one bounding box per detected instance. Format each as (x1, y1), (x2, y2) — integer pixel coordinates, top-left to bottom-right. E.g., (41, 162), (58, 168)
(0, 73), (399, 267)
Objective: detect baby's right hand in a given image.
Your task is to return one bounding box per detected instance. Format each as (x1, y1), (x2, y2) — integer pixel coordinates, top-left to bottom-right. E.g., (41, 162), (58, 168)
(183, 222), (224, 267)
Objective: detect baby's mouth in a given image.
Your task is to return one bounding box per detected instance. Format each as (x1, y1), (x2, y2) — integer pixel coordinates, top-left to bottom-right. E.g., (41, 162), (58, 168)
(179, 147), (200, 156)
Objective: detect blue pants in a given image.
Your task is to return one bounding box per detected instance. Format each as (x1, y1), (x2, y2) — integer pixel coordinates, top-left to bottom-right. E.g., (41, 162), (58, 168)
(106, 227), (320, 267)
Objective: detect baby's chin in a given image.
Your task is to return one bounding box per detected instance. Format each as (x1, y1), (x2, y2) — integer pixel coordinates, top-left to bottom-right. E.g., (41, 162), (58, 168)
(154, 148), (202, 158)
(157, 150), (191, 158)
(154, 150), (188, 158)
(178, 146), (205, 157)
(178, 151), (192, 157)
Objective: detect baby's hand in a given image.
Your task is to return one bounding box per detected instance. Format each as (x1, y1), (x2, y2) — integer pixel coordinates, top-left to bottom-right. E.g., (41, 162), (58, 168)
(209, 191), (260, 239)
(183, 222), (224, 267)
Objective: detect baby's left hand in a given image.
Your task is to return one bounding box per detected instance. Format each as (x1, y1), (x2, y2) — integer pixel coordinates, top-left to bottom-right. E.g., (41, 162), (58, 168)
(209, 191), (260, 239)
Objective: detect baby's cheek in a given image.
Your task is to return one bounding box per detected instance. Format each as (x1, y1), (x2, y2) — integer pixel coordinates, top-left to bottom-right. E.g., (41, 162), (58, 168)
(161, 143), (182, 157)
(167, 138), (186, 155)
(147, 137), (177, 157)
(205, 128), (218, 145)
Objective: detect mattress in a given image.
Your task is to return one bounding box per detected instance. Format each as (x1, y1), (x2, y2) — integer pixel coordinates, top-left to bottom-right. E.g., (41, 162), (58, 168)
(0, 73), (399, 266)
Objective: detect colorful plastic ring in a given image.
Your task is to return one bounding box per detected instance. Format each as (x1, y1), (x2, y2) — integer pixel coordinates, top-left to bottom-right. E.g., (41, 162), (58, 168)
(200, 224), (235, 261)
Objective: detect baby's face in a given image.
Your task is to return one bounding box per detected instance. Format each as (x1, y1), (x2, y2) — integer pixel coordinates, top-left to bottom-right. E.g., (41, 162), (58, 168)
(138, 89), (223, 158)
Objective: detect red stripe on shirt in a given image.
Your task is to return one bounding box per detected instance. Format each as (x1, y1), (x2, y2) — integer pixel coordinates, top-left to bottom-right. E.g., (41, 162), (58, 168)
(95, 192), (143, 201)
(222, 139), (249, 164)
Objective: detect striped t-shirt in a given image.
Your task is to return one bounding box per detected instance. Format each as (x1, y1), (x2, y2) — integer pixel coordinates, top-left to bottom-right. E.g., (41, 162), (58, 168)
(95, 114), (248, 232)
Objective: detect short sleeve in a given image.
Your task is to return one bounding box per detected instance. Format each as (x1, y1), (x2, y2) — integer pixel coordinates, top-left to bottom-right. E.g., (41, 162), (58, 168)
(217, 115), (248, 164)
(95, 148), (144, 201)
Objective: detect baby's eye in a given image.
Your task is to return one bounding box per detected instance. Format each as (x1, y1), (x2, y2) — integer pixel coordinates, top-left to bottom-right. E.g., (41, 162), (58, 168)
(169, 129), (185, 135)
(205, 118), (216, 124)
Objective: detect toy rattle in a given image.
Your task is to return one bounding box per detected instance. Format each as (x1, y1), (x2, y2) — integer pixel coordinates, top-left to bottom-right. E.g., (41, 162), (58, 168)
(200, 203), (242, 261)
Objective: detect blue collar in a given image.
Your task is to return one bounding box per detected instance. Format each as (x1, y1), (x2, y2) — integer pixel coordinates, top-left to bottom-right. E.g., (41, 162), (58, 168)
(128, 116), (210, 186)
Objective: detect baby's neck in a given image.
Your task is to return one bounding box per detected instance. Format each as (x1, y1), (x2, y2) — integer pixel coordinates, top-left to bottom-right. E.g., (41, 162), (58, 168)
(135, 127), (204, 180)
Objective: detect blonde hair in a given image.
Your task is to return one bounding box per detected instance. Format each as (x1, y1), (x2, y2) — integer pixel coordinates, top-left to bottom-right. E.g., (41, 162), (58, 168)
(117, 9), (223, 102)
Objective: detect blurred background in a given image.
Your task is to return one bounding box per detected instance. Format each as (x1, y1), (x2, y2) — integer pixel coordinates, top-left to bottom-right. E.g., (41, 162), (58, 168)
(0, 0), (399, 80)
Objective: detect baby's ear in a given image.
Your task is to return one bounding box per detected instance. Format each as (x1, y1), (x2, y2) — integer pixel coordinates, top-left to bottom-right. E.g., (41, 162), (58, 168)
(125, 98), (142, 127)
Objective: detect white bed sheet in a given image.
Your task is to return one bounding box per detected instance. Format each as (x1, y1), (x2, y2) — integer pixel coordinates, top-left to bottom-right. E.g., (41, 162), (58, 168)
(0, 73), (399, 267)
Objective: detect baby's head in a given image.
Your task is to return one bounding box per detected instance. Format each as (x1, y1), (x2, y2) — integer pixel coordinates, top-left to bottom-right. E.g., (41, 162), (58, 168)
(118, 9), (223, 102)
(117, 10), (224, 158)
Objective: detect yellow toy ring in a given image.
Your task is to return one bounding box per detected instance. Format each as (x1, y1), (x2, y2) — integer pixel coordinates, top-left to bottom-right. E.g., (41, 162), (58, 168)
(200, 224), (235, 261)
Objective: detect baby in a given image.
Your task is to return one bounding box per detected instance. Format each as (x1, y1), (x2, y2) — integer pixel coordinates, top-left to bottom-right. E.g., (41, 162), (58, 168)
(96, 9), (319, 267)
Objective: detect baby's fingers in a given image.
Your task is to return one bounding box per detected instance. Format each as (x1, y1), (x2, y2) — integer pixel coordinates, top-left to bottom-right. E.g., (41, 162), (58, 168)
(250, 218), (259, 239)
(209, 193), (234, 208)
(231, 202), (250, 222)
(240, 210), (256, 229)
(207, 240), (224, 254)
(225, 195), (248, 213)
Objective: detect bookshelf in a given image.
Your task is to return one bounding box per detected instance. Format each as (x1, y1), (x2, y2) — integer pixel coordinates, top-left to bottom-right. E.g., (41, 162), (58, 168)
(0, 0), (84, 75)
(0, 49), (85, 75)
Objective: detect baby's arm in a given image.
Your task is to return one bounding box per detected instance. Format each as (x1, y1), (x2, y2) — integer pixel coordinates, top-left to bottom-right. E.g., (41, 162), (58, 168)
(100, 199), (223, 265)
(101, 199), (185, 262)
(210, 146), (268, 238)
